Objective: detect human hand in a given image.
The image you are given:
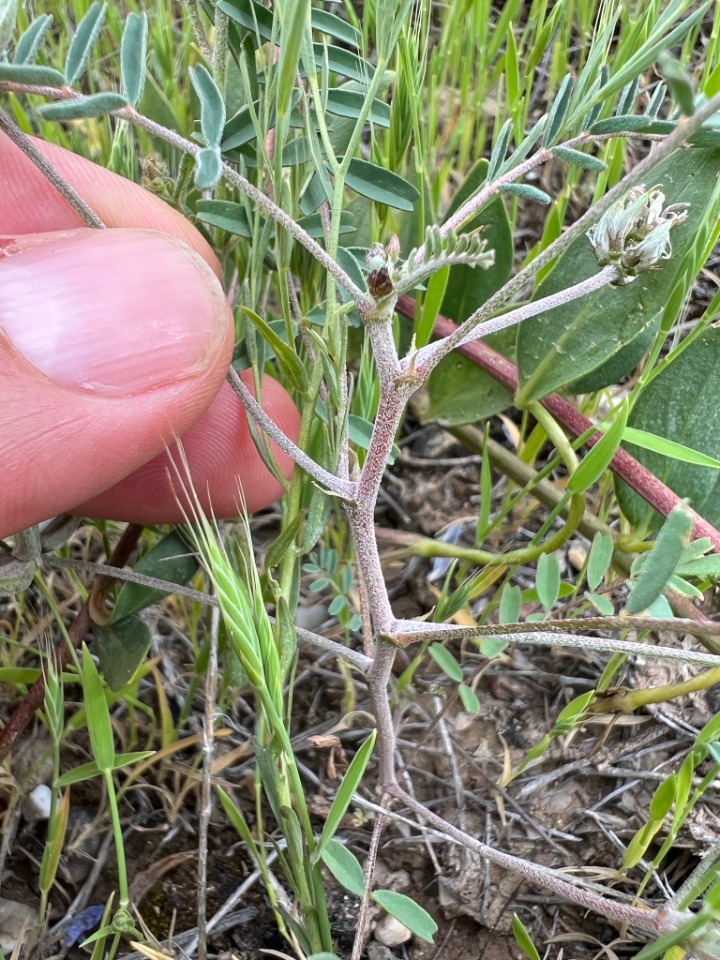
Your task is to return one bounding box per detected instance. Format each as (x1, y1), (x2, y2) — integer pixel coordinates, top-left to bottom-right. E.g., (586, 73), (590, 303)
(0, 132), (300, 539)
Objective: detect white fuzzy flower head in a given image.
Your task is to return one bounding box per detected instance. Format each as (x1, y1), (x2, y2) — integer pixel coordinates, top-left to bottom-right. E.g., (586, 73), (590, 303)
(587, 186), (689, 285)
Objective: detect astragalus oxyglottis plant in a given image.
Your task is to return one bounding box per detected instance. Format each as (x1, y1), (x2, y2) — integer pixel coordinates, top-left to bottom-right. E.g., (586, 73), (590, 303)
(3, 0), (720, 957)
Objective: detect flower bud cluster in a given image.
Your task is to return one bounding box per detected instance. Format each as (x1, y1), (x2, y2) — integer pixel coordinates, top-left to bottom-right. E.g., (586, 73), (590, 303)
(587, 186), (688, 284)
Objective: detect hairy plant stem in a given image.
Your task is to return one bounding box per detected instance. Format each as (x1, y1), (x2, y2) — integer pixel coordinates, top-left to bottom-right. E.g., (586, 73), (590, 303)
(386, 783), (688, 937)
(0, 108), (105, 228)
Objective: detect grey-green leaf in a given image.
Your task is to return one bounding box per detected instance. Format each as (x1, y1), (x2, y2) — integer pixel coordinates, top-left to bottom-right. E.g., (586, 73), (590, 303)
(345, 159), (419, 211)
(13, 14), (52, 64)
(499, 183), (552, 204)
(38, 92), (128, 120)
(325, 89), (390, 127)
(0, 62), (64, 86)
(194, 146), (223, 189)
(551, 145), (606, 171)
(371, 890), (438, 943)
(120, 12), (147, 107)
(536, 552), (561, 611)
(587, 532), (614, 591)
(190, 64), (226, 148)
(64, 2), (106, 86)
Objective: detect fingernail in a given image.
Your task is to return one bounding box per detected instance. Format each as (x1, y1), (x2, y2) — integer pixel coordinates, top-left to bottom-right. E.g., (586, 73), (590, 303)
(0, 230), (227, 395)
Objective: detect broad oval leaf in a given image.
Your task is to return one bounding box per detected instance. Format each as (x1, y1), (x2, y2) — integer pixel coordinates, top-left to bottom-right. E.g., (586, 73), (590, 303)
(371, 890), (438, 943)
(13, 14), (52, 64)
(93, 616), (152, 692)
(111, 530), (198, 623)
(428, 643), (463, 682)
(516, 148), (720, 404)
(325, 89), (390, 126)
(617, 328), (720, 529)
(38, 92), (128, 120)
(321, 839), (365, 897)
(196, 199), (251, 237)
(587, 532), (614, 591)
(190, 64), (226, 148)
(345, 158), (419, 211)
(626, 503), (693, 614)
(120, 12), (147, 107)
(194, 146), (223, 189)
(64, 2), (106, 86)
(536, 552), (560, 611)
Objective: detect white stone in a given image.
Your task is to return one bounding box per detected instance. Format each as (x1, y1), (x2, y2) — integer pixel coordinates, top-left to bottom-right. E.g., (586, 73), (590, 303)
(0, 898), (38, 952)
(374, 914), (412, 947)
(24, 784), (52, 821)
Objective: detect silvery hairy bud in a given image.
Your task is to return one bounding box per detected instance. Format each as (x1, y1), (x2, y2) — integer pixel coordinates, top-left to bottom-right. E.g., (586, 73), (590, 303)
(587, 186), (689, 285)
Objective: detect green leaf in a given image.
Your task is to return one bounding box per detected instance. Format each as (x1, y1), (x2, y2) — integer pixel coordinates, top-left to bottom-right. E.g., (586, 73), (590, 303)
(554, 690), (595, 733)
(499, 183), (552, 204)
(488, 118), (513, 180)
(458, 683), (481, 714)
(196, 199), (251, 237)
(348, 415), (399, 463)
(38, 93), (128, 121)
(587, 532), (614, 591)
(239, 306), (307, 394)
(589, 115), (675, 135)
(312, 9), (360, 45)
(480, 636), (509, 658)
(371, 890), (438, 943)
(0, 62), (64, 86)
(325, 89), (390, 127)
(315, 731), (376, 860)
(649, 771), (677, 820)
(194, 146), (223, 190)
(190, 64), (226, 148)
(321, 839), (365, 897)
(657, 52), (695, 116)
(120, 12), (147, 107)
(64, 2), (106, 86)
(617, 329), (720, 529)
(567, 400), (629, 494)
(277, 0), (309, 121)
(309, 43), (374, 84)
(566, 314), (662, 394)
(543, 74), (574, 146)
(93, 617), (152, 692)
(626, 503), (693, 614)
(622, 427), (720, 470)
(498, 583), (521, 624)
(13, 14), (52, 64)
(80, 645), (114, 771)
(428, 643), (463, 683)
(551, 145), (606, 171)
(0, 0), (17, 54)
(111, 531), (198, 623)
(111, 751), (154, 769)
(517, 148), (720, 403)
(344, 159), (419, 211)
(56, 760), (102, 786)
(512, 914), (541, 960)
(536, 552), (560, 611)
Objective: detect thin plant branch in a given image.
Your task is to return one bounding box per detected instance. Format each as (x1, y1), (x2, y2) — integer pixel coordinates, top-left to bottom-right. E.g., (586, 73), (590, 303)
(388, 620), (720, 667)
(226, 368), (356, 501)
(0, 108), (105, 228)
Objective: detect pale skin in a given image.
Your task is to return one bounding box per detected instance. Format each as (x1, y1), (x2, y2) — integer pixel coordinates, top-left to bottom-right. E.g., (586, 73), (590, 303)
(0, 133), (300, 537)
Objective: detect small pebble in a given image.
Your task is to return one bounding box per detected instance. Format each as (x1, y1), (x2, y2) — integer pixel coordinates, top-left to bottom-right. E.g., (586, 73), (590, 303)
(374, 914), (412, 947)
(23, 784), (52, 821)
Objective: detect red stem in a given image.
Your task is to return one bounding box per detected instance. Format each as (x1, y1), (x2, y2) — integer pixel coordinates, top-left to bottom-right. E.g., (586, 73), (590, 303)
(396, 295), (720, 552)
